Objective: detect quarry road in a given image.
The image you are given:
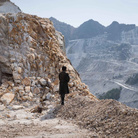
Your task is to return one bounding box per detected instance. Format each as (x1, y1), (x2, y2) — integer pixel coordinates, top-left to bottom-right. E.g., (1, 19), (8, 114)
(0, 107), (92, 138)
(113, 81), (137, 92)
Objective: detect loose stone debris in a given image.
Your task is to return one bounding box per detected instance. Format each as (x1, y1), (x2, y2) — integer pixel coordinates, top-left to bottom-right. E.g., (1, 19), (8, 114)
(55, 95), (138, 138)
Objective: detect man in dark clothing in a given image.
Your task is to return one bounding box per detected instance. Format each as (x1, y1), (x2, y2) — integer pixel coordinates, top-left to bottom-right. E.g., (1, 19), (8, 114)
(59, 66), (70, 105)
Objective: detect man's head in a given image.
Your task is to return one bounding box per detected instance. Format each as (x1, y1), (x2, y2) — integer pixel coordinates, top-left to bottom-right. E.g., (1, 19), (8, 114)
(62, 66), (66, 71)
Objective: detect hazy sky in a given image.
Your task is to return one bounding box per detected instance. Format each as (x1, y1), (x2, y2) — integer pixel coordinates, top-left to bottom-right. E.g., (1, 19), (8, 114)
(11, 0), (138, 27)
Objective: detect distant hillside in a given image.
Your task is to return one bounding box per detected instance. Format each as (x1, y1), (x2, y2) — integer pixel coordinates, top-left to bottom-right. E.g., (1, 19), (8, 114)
(50, 17), (136, 45)
(49, 17), (75, 45)
(106, 21), (136, 41)
(50, 17), (138, 108)
(73, 19), (105, 39)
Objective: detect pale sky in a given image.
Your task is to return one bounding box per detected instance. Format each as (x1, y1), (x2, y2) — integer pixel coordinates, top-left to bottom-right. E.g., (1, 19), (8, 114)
(11, 0), (138, 27)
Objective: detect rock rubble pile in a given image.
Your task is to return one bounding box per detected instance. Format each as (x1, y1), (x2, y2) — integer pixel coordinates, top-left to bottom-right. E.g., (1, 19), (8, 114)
(55, 96), (138, 138)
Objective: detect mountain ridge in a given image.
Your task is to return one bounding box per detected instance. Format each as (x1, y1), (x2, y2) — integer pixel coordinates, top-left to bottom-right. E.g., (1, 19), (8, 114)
(73, 19), (105, 39)
(50, 17), (136, 45)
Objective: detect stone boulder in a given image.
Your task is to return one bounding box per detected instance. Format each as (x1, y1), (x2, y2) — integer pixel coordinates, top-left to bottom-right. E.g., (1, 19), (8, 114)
(1, 92), (15, 105)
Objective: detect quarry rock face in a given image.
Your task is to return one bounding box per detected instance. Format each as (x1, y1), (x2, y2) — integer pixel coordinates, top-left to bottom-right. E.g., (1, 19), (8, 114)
(0, 12), (97, 105)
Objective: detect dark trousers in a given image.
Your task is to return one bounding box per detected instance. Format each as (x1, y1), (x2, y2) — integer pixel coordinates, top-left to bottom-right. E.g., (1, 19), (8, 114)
(60, 94), (65, 105)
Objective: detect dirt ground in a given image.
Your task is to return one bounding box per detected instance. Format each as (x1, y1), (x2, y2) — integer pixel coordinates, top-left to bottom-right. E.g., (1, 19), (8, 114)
(0, 118), (93, 138)
(0, 103), (95, 138)
(0, 95), (138, 138)
(55, 96), (138, 138)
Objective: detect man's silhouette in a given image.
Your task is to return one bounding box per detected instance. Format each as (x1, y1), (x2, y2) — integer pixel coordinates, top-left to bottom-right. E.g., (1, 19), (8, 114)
(59, 66), (70, 105)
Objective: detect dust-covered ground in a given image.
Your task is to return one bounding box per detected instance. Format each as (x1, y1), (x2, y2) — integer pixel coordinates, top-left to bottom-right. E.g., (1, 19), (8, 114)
(0, 100), (94, 138)
(0, 118), (92, 138)
(55, 95), (138, 138)
(0, 95), (138, 138)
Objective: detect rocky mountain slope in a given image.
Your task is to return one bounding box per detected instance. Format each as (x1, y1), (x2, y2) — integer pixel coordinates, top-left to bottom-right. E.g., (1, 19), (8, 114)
(50, 17), (138, 108)
(106, 21), (135, 41)
(72, 19), (105, 39)
(49, 17), (75, 45)
(66, 34), (138, 108)
(0, 12), (96, 103)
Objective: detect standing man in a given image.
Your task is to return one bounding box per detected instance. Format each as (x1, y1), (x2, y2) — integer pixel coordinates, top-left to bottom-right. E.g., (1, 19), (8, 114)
(59, 66), (70, 105)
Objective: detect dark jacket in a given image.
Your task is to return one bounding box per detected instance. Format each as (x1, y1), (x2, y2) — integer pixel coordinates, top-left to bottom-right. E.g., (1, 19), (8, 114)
(59, 71), (70, 95)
